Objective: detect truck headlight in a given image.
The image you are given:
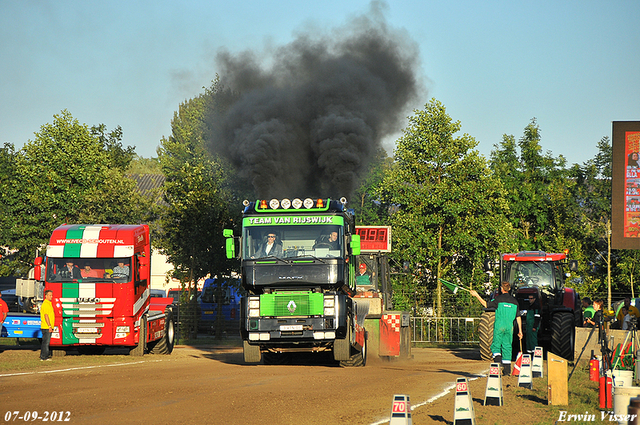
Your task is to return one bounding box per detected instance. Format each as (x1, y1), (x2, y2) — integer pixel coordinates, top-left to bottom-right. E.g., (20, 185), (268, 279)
(249, 296), (260, 317)
(116, 326), (130, 333)
(324, 296), (336, 316)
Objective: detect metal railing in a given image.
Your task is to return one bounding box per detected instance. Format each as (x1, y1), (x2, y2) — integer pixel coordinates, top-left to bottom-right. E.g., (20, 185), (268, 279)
(410, 317), (480, 344)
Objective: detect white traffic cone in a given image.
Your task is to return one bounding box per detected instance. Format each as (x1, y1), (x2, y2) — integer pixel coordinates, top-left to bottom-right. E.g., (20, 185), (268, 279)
(484, 362), (503, 406)
(389, 394), (412, 425)
(518, 354), (533, 389)
(532, 346), (544, 378)
(454, 377), (476, 425)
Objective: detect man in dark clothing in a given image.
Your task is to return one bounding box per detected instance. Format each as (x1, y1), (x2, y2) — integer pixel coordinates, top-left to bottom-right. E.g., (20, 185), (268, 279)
(525, 294), (541, 353)
(471, 281), (523, 375)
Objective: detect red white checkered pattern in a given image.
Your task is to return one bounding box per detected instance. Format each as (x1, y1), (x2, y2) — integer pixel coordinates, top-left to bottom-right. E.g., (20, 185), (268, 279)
(383, 314), (401, 333)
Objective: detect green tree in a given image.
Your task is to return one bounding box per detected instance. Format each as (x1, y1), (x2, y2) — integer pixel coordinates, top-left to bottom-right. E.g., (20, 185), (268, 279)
(0, 110), (147, 275)
(352, 147), (392, 226)
(570, 137), (615, 305)
(489, 118), (570, 250)
(157, 91), (239, 340)
(379, 99), (513, 317)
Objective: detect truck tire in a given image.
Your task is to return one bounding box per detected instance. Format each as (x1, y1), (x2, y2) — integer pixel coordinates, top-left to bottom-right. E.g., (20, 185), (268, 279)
(150, 309), (176, 355)
(340, 332), (367, 367)
(551, 312), (574, 360)
(129, 317), (147, 356)
(479, 311), (495, 361)
(333, 317), (352, 362)
(243, 340), (261, 363)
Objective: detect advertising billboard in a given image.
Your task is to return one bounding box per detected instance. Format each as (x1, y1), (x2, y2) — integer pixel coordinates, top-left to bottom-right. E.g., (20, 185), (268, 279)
(612, 121), (640, 249)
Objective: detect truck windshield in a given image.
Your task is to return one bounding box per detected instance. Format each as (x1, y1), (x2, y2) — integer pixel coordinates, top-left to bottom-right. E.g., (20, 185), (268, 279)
(506, 261), (554, 289)
(243, 225), (343, 259)
(46, 257), (132, 282)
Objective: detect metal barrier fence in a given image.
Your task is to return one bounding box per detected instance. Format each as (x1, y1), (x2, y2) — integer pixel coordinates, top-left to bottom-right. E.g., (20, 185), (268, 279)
(410, 317), (480, 344)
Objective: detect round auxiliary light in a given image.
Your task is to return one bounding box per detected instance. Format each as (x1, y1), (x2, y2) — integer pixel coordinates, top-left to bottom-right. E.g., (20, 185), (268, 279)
(281, 198), (291, 209)
(243, 199), (250, 207)
(292, 198), (303, 209)
(269, 198), (280, 209)
(303, 198), (314, 209)
(340, 197), (347, 205)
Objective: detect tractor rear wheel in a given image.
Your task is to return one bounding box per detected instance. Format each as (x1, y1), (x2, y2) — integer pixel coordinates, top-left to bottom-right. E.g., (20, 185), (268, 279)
(479, 311), (495, 361)
(551, 312), (575, 360)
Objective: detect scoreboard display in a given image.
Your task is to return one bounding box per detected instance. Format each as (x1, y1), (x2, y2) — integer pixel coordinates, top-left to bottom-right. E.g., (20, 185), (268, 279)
(355, 226), (391, 253)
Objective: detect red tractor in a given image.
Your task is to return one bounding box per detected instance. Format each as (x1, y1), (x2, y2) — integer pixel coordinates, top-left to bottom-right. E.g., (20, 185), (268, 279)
(479, 251), (581, 360)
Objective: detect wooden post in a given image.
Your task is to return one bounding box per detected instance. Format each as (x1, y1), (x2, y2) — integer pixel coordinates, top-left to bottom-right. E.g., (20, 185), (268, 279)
(547, 352), (569, 405)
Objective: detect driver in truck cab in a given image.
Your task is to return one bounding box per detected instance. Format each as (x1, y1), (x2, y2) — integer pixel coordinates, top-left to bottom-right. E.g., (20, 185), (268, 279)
(313, 231), (339, 250)
(255, 233), (283, 258)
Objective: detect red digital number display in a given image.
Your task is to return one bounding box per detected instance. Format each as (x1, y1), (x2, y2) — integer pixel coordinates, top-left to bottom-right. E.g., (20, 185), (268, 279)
(355, 226), (391, 252)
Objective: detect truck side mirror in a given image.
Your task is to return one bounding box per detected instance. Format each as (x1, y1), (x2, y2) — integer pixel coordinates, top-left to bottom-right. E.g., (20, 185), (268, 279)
(569, 260), (578, 272)
(34, 257), (43, 281)
(350, 235), (361, 256)
(223, 229), (235, 259)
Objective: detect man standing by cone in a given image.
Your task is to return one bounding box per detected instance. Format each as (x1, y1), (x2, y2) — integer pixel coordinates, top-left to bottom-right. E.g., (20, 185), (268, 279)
(471, 281), (523, 375)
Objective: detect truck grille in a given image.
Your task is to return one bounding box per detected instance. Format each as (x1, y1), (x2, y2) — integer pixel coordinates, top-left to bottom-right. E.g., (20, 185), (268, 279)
(261, 292), (323, 317)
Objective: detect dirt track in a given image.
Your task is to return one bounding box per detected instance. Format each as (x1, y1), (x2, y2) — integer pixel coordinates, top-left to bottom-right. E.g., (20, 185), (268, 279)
(1, 346), (489, 425)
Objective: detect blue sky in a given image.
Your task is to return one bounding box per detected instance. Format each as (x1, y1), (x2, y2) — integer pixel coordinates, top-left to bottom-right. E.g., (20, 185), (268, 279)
(1, 0), (638, 165)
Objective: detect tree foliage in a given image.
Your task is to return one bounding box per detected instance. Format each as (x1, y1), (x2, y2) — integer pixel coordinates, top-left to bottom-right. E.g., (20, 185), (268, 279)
(0, 110), (148, 275)
(156, 86), (239, 339)
(379, 99), (513, 316)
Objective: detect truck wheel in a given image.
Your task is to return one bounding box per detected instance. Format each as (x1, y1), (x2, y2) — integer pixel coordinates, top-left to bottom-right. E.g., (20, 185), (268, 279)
(150, 309), (176, 355)
(340, 332), (367, 367)
(551, 312), (575, 360)
(129, 317), (147, 356)
(333, 317), (352, 362)
(479, 311), (495, 361)
(243, 340), (261, 363)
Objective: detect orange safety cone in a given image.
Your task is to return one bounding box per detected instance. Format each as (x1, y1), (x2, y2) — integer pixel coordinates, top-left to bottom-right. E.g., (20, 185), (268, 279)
(513, 340), (523, 376)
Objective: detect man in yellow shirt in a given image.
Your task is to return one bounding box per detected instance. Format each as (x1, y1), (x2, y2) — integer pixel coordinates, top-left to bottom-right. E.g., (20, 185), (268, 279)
(617, 297), (640, 323)
(40, 289), (55, 361)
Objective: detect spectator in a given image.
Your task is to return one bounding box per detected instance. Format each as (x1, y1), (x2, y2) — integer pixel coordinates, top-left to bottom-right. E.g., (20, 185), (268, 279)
(621, 306), (633, 330)
(40, 289), (55, 361)
(583, 297), (596, 327)
(60, 261), (81, 279)
(616, 298), (640, 322)
(81, 262), (101, 278)
(0, 292), (8, 342)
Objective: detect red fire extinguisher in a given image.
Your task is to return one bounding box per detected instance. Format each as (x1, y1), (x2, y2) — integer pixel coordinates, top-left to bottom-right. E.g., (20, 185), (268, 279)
(599, 376), (612, 409)
(590, 351), (600, 382)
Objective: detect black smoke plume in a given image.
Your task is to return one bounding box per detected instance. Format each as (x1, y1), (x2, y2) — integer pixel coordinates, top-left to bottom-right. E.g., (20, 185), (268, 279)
(207, 3), (423, 199)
